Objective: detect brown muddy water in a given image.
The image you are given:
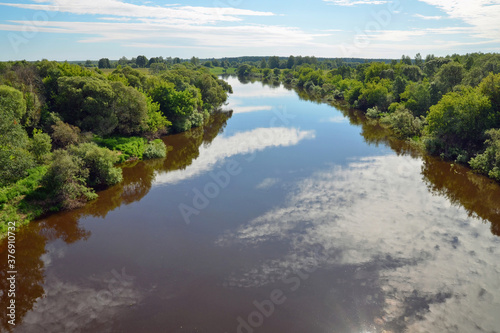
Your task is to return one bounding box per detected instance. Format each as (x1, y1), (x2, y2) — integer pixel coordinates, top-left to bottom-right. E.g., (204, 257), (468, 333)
(1, 76), (500, 333)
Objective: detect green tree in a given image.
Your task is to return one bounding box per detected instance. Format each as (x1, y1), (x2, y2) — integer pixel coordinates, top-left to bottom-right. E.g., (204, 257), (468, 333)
(436, 61), (464, 93)
(111, 82), (148, 135)
(136, 55), (148, 68)
(260, 58), (267, 69)
(43, 149), (97, 210)
(56, 76), (117, 136)
(268, 56), (280, 69)
(479, 72), (500, 112)
(0, 85), (35, 186)
(393, 76), (407, 102)
(29, 130), (52, 164)
(98, 58), (111, 69)
(469, 129), (500, 180)
(51, 121), (81, 149)
(69, 143), (123, 188)
(401, 55), (412, 65)
(415, 53), (423, 68)
(286, 55), (295, 69)
(426, 88), (494, 151)
(190, 56), (200, 66)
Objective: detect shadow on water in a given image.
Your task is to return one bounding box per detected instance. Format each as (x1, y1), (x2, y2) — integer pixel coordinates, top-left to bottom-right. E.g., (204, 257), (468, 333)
(0, 111), (232, 330)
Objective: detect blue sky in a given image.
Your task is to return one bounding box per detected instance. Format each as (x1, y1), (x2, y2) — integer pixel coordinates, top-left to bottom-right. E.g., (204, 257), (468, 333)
(0, 0), (499, 61)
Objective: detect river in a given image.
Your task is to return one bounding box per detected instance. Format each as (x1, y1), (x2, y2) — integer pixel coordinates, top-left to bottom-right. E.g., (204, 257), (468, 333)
(1, 76), (500, 333)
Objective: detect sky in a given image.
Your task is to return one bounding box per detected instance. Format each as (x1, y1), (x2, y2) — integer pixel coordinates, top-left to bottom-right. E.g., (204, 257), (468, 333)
(0, 0), (499, 61)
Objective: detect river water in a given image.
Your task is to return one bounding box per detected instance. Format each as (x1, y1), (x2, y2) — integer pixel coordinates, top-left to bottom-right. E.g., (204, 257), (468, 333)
(1, 76), (500, 333)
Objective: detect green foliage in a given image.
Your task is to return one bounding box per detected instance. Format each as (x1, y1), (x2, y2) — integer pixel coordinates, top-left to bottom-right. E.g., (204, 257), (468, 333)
(436, 62), (465, 93)
(366, 106), (382, 118)
(29, 129), (52, 164)
(0, 85), (35, 186)
(479, 72), (500, 111)
(0, 166), (47, 206)
(469, 129), (500, 180)
(51, 121), (81, 149)
(94, 136), (146, 162)
(143, 139), (167, 159)
(146, 96), (171, 134)
(400, 81), (431, 117)
(43, 149), (98, 210)
(0, 85), (27, 121)
(149, 81), (200, 132)
(426, 87), (494, 152)
(56, 76), (117, 135)
(98, 58), (111, 69)
(384, 107), (424, 138)
(69, 143), (123, 188)
(111, 82), (148, 135)
(359, 80), (389, 110)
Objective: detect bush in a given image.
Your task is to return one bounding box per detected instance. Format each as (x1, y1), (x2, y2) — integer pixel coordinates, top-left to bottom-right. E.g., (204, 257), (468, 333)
(366, 106), (381, 118)
(94, 136), (146, 162)
(43, 149), (97, 210)
(51, 121), (81, 149)
(143, 139), (167, 159)
(385, 107), (424, 138)
(469, 129), (500, 180)
(69, 143), (123, 188)
(0, 166), (47, 205)
(29, 129), (52, 164)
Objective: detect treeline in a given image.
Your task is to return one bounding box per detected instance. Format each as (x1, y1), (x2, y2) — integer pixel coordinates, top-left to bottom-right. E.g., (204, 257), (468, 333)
(0, 60), (232, 234)
(235, 53), (500, 182)
(84, 55), (391, 72)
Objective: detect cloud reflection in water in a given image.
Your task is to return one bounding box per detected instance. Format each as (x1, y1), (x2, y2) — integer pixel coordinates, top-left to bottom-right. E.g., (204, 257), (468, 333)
(218, 155), (500, 332)
(154, 127), (315, 186)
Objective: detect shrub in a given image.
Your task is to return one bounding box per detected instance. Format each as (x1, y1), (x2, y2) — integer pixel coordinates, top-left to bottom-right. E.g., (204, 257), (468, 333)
(69, 143), (123, 188)
(94, 136), (146, 162)
(385, 107), (424, 138)
(143, 139), (167, 159)
(43, 149), (97, 210)
(51, 121), (81, 149)
(29, 129), (52, 164)
(366, 106), (381, 119)
(469, 129), (500, 180)
(0, 166), (47, 205)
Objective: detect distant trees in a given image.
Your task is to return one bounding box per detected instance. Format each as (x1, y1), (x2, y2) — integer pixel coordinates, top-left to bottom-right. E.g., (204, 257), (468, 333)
(98, 58), (111, 69)
(136, 55), (148, 68)
(268, 56), (280, 69)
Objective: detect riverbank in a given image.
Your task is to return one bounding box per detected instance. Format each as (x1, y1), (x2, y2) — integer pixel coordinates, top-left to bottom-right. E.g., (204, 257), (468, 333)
(0, 60), (232, 238)
(235, 53), (500, 183)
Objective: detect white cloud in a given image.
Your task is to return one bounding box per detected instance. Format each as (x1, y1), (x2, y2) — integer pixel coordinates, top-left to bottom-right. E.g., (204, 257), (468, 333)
(154, 127), (315, 186)
(417, 0), (500, 40)
(0, 0), (275, 24)
(321, 116), (347, 123)
(324, 0), (389, 5)
(217, 155), (500, 331)
(413, 13), (443, 20)
(17, 270), (142, 332)
(255, 177), (280, 190)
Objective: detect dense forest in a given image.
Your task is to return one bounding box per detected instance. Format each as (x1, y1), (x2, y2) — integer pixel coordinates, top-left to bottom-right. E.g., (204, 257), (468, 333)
(0, 60), (232, 234)
(235, 53), (500, 182)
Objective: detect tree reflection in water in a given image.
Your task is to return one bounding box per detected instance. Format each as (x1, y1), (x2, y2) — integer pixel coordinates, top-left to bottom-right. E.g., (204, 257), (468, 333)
(0, 111), (232, 330)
